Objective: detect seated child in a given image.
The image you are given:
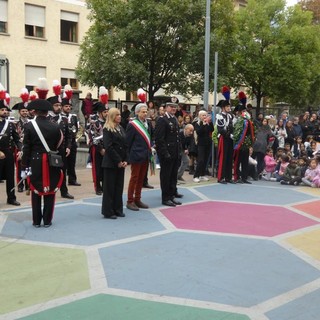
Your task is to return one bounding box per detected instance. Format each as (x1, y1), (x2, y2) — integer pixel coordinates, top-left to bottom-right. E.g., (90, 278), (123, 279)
(262, 148), (277, 181)
(274, 154), (290, 182)
(302, 158), (320, 188)
(280, 158), (302, 186)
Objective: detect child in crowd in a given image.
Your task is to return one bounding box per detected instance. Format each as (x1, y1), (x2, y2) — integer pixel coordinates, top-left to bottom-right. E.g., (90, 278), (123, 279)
(304, 135), (314, 150)
(248, 146), (258, 180)
(284, 143), (293, 159)
(280, 158), (302, 186)
(262, 148), (277, 181)
(274, 154), (290, 182)
(301, 158), (320, 188)
(308, 141), (318, 158)
(291, 136), (303, 158)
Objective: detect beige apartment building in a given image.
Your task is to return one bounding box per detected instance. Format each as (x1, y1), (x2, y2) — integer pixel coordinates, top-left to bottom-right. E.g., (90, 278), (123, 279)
(0, 0), (109, 104)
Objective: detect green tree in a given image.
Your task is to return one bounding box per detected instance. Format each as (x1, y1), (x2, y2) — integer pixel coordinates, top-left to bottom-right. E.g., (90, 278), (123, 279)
(76, 0), (235, 100)
(231, 0), (320, 114)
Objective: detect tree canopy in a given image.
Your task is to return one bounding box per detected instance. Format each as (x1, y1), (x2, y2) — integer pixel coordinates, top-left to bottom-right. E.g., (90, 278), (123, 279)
(231, 0), (320, 114)
(76, 0), (235, 100)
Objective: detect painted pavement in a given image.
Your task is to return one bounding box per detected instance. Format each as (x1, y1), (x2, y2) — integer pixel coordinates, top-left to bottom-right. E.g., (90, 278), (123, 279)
(0, 181), (319, 320)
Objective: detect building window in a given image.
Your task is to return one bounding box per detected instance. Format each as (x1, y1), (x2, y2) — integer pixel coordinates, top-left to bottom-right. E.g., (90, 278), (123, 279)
(25, 4), (45, 38)
(60, 11), (78, 43)
(0, 0), (8, 33)
(61, 69), (78, 89)
(25, 65), (46, 92)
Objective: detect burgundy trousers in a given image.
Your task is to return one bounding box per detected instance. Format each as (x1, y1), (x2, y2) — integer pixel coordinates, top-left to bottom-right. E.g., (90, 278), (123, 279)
(127, 161), (148, 203)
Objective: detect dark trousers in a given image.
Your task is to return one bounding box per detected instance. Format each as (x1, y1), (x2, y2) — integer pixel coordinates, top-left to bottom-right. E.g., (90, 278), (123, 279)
(194, 145), (210, 178)
(91, 146), (103, 192)
(31, 192), (56, 225)
(101, 167), (124, 217)
(0, 152), (16, 202)
(66, 143), (77, 184)
(159, 156), (179, 202)
(233, 148), (249, 181)
(128, 161), (148, 203)
(60, 152), (69, 195)
(217, 136), (233, 181)
(254, 152), (265, 175)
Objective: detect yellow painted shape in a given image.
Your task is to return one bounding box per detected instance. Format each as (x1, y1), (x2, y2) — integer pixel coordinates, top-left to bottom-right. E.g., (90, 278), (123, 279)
(0, 241), (90, 314)
(286, 228), (320, 261)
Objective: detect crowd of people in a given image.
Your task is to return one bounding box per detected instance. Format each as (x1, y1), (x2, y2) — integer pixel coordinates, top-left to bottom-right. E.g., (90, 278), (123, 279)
(1, 82), (320, 227)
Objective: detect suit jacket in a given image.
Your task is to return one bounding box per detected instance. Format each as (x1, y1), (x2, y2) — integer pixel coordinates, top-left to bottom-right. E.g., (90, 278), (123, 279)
(154, 113), (180, 159)
(101, 126), (127, 168)
(126, 118), (152, 164)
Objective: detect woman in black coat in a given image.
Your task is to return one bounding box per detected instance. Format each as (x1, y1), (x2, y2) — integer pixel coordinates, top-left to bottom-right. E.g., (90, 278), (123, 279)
(101, 108), (128, 219)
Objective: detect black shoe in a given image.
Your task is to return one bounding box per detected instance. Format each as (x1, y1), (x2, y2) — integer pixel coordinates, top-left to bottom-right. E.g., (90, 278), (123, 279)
(116, 212), (126, 217)
(174, 193), (184, 198)
(61, 193), (74, 199)
(44, 222), (52, 228)
(226, 180), (236, 184)
(143, 183), (154, 189)
(242, 180), (252, 184)
(162, 200), (176, 207)
(96, 190), (102, 196)
(172, 199), (182, 205)
(236, 179), (244, 184)
(104, 215), (117, 219)
(7, 200), (20, 206)
(33, 224), (41, 228)
(68, 182), (81, 186)
(218, 179), (227, 184)
(18, 187), (24, 193)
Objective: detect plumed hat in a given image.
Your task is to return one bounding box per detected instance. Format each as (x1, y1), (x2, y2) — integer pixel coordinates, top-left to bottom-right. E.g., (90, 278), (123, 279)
(62, 84), (73, 106)
(99, 86), (109, 105)
(217, 100), (230, 109)
(221, 86), (230, 102)
(27, 99), (53, 111)
(36, 78), (49, 100)
(238, 91), (247, 106)
(137, 88), (146, 103)
(0, 99), (10, 111)
(93, 101), (109, 113)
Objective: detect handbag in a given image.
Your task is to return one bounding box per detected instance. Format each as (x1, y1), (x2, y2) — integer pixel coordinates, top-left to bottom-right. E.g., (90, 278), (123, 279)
(31, 119), (64, 168)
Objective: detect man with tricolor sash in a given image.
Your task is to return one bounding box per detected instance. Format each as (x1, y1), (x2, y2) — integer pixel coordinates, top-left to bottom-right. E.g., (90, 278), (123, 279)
(126, 103), (153, 211)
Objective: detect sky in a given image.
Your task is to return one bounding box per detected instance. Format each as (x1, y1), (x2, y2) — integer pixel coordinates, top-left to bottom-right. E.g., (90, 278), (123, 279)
(286, 0), (299, 6)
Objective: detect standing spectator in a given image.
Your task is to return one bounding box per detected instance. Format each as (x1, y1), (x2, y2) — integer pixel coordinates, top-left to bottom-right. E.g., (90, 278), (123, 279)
(248, 146), (258, 180)
(21, 99), (63, 227)
(193, 110), (214, 183)
(292, 116), (303, 138)
(120, 104), (131, 129)
(155, 102), (182, 207)
(300, 112), (312, 141)
(0, 99), (22, 205)
(126, 103), (152, 211)
(81, 92), (94, 127)
(253, 117), (273, 176)
(101, 108), (127, 219)
(274, 119), (287, 148)
(177, 124), (194, 182)
(285, 120), (296, 147)
(216, 100), (234, 184)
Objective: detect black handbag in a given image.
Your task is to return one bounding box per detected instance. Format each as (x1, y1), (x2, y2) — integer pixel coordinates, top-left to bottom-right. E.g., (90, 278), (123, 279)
(31, 120), (64, 168)
(48, 151), (64, 168)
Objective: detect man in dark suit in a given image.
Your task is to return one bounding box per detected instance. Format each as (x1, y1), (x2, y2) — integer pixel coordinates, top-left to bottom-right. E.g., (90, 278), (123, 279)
(154, 101), (183, 207)
(126, 103), (152, 211)
(0, 100), (22, 205)
(21, 99), (63, 227)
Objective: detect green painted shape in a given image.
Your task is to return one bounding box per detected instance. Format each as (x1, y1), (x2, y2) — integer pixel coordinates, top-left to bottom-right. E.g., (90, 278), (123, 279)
(21, 294), (250, 320)
(0, 241), (90, 315)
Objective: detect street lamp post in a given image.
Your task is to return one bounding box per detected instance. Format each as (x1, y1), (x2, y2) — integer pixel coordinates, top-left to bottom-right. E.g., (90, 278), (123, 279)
(203, 0), (211, 110)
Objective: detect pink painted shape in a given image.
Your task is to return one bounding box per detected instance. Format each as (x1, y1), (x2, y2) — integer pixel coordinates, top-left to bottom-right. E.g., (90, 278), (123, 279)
(162, 201), (319, 237)
(294, 200), (320, 218)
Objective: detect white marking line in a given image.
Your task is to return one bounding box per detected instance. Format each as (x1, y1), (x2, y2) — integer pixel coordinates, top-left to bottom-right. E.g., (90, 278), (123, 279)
(149, 208), (176, 230)
(0, 214), (8, 234)
(86, 247), (108, 289)
(275, 240), (320, 271)
(0, 289), (100, 320)
(189, 187), (211, 200)
(284, 206), (320, 222)
(0, 236), (87, 249)
(252, 278), (320, 314)
(92, 230), (173, 249)
(100, 287), (268, 319)
(273, 224), (320, 241)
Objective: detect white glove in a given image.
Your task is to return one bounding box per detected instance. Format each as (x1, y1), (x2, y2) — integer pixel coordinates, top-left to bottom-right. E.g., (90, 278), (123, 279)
(151, 147), (156, 156)
(21, 168), (31, 179)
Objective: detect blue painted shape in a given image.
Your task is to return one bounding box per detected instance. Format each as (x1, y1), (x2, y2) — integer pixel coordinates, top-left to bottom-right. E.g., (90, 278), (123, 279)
(83, 188), (201, 207)
(100, 232), (320, 307)
(266, 288), (320, 320)
(196, 184), (315, 205)
(1, 204), (165, 246)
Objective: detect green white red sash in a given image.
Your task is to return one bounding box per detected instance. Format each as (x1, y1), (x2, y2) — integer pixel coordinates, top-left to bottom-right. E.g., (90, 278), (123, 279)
(130, 119), (151, 150)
